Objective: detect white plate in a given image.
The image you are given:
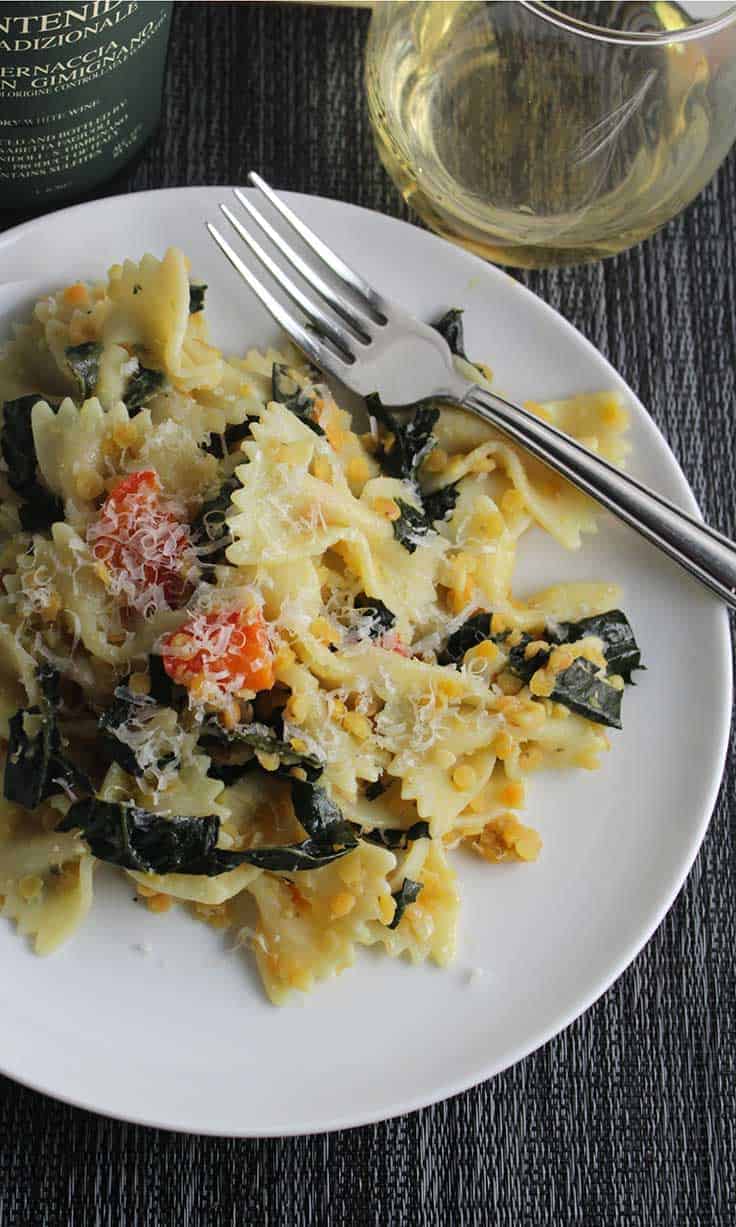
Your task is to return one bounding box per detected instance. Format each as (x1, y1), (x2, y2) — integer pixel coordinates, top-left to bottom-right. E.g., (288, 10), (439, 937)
(0, 188), (730, 1136)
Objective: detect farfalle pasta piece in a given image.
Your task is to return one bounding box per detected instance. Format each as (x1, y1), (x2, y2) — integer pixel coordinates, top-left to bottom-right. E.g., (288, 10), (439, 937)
(247, 841), (396, 1005)
(0, 799), (93, 955)
(364, 838), (459, 966)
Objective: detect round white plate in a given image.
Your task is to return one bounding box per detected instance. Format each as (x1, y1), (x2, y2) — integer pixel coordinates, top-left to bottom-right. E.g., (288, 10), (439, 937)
(0, 188), (730, 1136)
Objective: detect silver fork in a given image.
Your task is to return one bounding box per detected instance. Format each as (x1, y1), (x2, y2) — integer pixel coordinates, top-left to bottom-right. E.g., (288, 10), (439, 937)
(209, 174), (736, 611)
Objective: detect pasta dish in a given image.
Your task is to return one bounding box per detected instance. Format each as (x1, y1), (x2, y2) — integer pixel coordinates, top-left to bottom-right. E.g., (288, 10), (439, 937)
(0, 249), (641, 1003)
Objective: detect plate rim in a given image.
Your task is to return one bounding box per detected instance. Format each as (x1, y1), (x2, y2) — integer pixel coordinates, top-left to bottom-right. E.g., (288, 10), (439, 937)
(0, 184), (731, 1137)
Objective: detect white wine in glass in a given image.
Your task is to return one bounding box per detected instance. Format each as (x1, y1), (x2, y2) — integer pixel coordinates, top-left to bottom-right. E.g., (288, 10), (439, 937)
(365, 2), (736, 268)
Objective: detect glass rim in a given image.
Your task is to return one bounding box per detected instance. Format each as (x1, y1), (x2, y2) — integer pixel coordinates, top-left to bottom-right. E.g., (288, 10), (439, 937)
(519, 1), (736, 45)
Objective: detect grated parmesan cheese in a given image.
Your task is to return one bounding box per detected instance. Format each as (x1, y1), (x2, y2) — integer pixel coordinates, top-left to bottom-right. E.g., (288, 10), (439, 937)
(86, 469), (197, 618)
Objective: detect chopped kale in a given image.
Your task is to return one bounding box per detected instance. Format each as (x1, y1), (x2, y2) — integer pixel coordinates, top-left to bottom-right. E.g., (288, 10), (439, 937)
(360, 821), (431, 851)
(547, 609), (642, 682)
(363, 394), (458, 539)
(432, 308), (485, 376)
(548, 658), (623, 729)
(393, 499), (431, 554)
(290, 778), (355, 846)
(441, 612), (493, 664)
(1, 395), (39, 494)
(4, 666), (90, 810)
(365, 392), (438, 481)
(58, 799), (222, 875)
(123, 364), (166, 415)
(225, 420), (254, 448)
(198, 719), (324, 781)
(65, 341), (102, 401)
(189, 283), (207, 314)
(387, 877), (424, 929)
(364, 778), (389, 801)
(503, 633), (541, 684)
(204, 419), (254, 459)
(354, 592), (396, 633)
(432, 308), (470, 361)
(98, 686), (145, 776)
(1, 395), (64, 533)
(191, 476), (239, 564)
(38, 664), (60, 706)
(203, 435), (223, 460)
(207, 839), (355, 873)
(441, 608), (638, 728)
(18, 489), (64, 533)
(423, 482), (460, 525)
(147, 654), (181, 708)
(59, 786), (357, 876)
(98, 685), (180, 778)
(204, 435), (225, 460)
(272, 363), (324, 435)
(205, 757), (259, 787)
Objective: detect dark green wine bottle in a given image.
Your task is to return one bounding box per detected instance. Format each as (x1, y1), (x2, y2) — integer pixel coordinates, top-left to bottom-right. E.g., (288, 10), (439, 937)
(0, 1), (173, 209)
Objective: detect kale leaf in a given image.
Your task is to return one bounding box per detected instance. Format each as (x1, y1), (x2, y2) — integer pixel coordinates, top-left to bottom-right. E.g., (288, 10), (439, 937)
(393, 499), (431, 554)
(432, 308), (485, 377)
(201, 840), (355, 873)
(205, 758), (259, 787)
(18, 489), (64, 533)
(548, 658), (623, 729)
(98, 686), (144, 776)
(441, 608), (637, 728)
(1, 395), (39, 494)
(432, 308), (470, 361)
(58, 799), (223, 875)
(272, 363), (325, 435)
(204, 419), (254, 459)
(189, 284), (207, 314)
(124, 365), (166, 415)
(291, 778), (355, 845)
(65, 342), (102, 401)
(191, 476), (239, 563)
(363, 394), (458, 545)
(198, 719), (324, 781)
(98, 685), (180, 779)
(360, 821), (430, 851)
(354, 592), (396, 633)
(364, 778), (389, 801)
(4, 666), (90, 810)
(225, 420), (254, 448)
(147, 653), (180, 708)
(387, 877), (424, 929)
(1, 396), (64, 533)
(548, 609), (642, 683)
(59, 780), (357, 876)
(363, 394), (459, 544)
(423, 482), (460, 525)
(366, 393), (438, 481)
(441, 612), (493, 664)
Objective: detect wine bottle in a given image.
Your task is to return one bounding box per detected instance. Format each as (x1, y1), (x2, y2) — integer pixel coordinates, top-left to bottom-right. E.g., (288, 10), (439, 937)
(0, 1), (173, 209)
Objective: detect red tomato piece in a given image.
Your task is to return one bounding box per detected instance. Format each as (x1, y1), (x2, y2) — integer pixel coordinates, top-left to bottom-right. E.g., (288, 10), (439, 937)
(87, 469), (194, 614)
(161, 607), (275, 700)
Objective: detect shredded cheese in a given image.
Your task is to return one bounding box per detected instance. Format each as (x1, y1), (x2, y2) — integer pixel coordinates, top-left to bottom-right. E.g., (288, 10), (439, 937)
(86, 469), (196, 617)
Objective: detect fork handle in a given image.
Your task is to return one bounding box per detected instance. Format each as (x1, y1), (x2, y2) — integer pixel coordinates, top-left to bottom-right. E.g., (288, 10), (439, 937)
(460, 383), (736, 610)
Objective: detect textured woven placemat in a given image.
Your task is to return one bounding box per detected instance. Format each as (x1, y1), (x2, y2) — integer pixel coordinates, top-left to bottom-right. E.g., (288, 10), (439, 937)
(0, 4), (734, 1223)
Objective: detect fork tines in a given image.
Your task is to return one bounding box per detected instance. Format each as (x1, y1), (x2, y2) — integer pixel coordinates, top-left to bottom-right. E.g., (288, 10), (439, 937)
(208, 173), (387, 374)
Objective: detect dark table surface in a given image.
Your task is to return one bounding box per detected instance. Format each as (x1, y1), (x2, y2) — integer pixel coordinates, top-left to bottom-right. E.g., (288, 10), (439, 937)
(1, 3), (734, 1224)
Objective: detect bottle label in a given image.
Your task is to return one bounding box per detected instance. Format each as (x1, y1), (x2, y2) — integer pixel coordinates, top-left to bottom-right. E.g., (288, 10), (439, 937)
(0, 1), (172, 208)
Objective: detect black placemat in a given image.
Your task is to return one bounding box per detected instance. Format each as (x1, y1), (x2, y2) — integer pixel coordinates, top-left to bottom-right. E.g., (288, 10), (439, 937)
(0, 4), (734, 1223)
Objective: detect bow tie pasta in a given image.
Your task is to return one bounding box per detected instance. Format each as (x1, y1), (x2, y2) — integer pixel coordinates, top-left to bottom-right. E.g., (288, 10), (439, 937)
(0, 252), (641, 1004)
